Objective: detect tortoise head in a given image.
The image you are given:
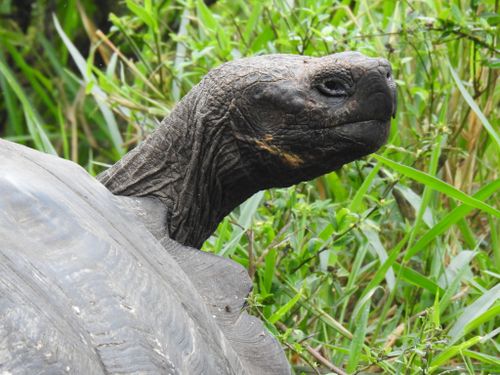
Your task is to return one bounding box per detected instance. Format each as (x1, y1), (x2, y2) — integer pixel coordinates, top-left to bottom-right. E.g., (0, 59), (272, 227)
(201, 52), (397, 188)
(100, 52), (397, 248)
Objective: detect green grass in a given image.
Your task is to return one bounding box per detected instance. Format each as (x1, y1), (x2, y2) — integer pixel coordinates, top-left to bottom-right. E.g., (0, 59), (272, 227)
(1, 0), (499, 373)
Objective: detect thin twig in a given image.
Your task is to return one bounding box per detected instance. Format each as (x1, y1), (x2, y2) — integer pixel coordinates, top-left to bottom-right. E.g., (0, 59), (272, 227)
(303, 343), (348, 375)
(276, 322), (348, 375)
(95, 30), (165, 98)
(282, 341), (321, 375)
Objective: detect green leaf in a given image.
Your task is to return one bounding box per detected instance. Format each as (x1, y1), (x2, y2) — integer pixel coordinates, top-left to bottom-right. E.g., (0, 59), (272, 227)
(243, 2), (263, 43)
(219, 191), (264, 256)
(349, 161), (381, 212)
(0, 51), (23, 135)
(125, 0), (158, 31)
(392, 263), (444, 295)
(374, 155), (500, 218)
(406, 179), (500, 259)
(462, 350), (500, 366)
(462, 303), (500, 338)
(448, 284), (500, 344)
(438, 251), (477, 312)
(347, 300), (370, 372)
(430, 336), (482, 370)
(4, 43), (58, 118)
(268, 289), (302, 324)
(363, 227), (395, 290)
(262, 249), (277, 295)
(325, 171), (348, 202)
(360, 232), (410, 300)
(196, 0), (218, 31)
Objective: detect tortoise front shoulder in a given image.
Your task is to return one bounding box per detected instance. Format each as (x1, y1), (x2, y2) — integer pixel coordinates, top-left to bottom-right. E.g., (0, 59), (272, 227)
(0, 139), (289, 374)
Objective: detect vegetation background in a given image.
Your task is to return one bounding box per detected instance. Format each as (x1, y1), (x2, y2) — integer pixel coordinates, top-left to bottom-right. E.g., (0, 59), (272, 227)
(0, 0), (498, 373)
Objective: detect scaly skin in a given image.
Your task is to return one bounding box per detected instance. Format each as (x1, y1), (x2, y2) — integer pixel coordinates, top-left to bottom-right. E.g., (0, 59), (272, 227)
(98, 52), (397, 248)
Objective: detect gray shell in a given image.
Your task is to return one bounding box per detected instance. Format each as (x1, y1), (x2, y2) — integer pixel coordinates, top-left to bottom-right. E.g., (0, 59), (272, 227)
(0, 139), (290, 374)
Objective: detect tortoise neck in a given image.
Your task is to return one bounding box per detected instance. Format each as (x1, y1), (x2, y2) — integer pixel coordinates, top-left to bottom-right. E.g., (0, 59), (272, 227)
(98, 97), (259, 248)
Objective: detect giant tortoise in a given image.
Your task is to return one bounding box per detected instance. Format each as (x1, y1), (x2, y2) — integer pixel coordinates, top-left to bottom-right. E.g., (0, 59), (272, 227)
(0, 52), (396, 374)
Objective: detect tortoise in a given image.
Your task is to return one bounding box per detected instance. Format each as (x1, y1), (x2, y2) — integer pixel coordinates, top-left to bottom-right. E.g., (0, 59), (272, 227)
(0, 52), (396, 374)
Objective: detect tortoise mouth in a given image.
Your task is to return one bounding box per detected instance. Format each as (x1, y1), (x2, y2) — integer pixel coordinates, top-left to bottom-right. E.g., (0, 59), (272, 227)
(337, 117), (391, 129)
(329, 118), (390, 129)
(329, 119), (391, 152)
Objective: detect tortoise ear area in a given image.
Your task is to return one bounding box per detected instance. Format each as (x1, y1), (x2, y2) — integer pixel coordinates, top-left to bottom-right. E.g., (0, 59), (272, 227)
(227, 99), (266, 141)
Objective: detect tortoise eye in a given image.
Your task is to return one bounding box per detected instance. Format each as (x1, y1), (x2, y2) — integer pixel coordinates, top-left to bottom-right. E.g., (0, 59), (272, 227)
(317, 79), (349, 98)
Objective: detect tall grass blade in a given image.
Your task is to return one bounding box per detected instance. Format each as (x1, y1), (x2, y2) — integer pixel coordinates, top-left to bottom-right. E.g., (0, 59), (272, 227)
(406, 179), (500, 259)
(462, 350), (500, 366)
(374, 155), (500, 218)
(52, 14), (124, 156)
(363, 227), (395, 290)
(437, 251), (477, 312)
(347, 300), (370, 373)
(360, 232), (410, 300)
(0, 58), (56, 154)
(448, 61), (500, 151)
(349, 161), (381, 212)
(392, 262), (444, 295)
(430, 336), (482, 371)
(268, 289), (302, 324)
(172, 8), (190, 102)
(448, 283), (500, 344)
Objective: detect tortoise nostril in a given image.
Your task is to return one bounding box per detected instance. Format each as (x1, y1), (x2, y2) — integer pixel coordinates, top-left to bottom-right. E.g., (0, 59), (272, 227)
(376, 58), (392, 80)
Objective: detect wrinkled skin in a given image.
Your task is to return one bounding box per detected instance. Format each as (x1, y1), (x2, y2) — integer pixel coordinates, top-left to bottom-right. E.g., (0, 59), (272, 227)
(99, 52), (397, 248)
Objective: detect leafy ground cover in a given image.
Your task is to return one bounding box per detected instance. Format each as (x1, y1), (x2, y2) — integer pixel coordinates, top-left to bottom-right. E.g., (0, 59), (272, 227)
(0, 0), (498, 373)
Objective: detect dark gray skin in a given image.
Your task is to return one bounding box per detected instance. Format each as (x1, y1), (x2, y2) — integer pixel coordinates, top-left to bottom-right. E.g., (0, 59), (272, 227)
(99, 52), (397, 248)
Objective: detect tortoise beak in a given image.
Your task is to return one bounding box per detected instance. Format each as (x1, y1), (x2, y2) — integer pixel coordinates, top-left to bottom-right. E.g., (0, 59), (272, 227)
(385, 61), (397, 119)
(392, 87), (397, 119)
(374, 57), (397, 120)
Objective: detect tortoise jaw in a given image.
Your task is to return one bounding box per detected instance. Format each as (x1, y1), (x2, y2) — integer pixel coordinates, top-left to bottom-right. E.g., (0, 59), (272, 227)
(392, 88), (398, 119)
(330, 119), (391, 155)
